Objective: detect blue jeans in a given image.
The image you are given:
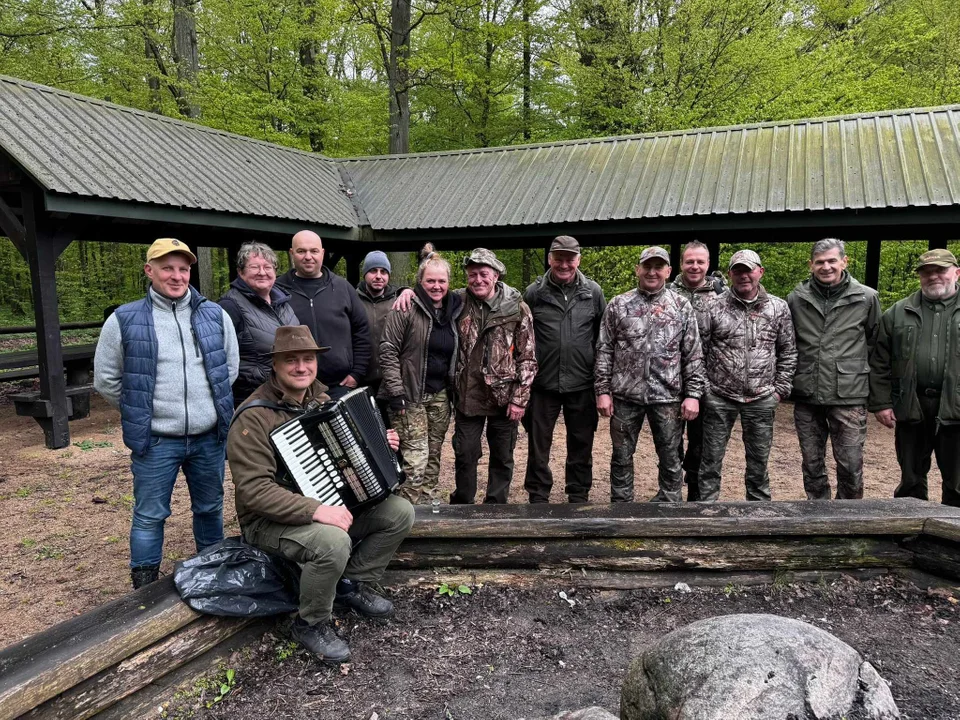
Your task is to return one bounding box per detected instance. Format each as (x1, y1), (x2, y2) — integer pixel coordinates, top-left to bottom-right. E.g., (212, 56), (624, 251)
(129, 430), (225, 568)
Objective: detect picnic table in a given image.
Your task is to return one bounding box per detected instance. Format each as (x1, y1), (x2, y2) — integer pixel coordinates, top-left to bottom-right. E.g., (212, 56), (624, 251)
(0, 343), (97, 447)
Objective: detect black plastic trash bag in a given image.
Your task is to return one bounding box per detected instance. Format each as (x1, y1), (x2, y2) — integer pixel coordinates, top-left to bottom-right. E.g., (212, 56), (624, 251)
(174, 536), (300, 617)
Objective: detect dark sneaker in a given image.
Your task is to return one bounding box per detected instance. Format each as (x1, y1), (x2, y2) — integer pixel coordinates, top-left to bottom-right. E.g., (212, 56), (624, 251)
(334, 579), (394, 618)
(290, 617), (351, 664)
(131, 565), (160, 590)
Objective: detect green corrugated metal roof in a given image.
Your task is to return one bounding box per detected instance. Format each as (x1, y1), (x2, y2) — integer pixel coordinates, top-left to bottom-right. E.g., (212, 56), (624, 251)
(341, 106), (960, 232)
(0, 75), (359, 230)
(1, 75), (959, 240)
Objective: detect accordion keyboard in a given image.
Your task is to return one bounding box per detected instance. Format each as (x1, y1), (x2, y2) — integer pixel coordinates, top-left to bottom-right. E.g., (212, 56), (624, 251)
(272, 420), (346, 506)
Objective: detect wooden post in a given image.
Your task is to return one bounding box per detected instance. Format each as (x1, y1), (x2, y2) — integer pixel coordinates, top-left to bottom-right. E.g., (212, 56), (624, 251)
(195, 246), (215, 298)
(706, 239), (721, 274)
(669, 241), (681, 272)
(346, 251), (362, 286)
(22, 188), (72, 448)
(929, 238), (948, 251)
(865, 238), (881, 289)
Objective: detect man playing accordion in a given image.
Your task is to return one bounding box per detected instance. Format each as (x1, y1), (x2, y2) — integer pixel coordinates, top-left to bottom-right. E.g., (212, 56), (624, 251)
(227, 325), (414, 664)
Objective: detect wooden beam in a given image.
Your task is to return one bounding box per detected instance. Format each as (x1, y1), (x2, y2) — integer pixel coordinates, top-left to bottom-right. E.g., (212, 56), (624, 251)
(28, 615), (256, 720)
(706, 240), (721, 274)
(21, 187), (72, 448)
(865, 238), (882, 289)
(0, 192), (26, 254)
(923, 518), (960, 543)
(406, 499), (960, 538)
(391, 535), (911, 572)
(383, 567), (890, 591)
(0, 579), (198, 720)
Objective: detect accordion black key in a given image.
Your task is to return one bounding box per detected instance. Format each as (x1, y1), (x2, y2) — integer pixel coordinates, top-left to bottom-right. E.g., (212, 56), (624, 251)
(270, 387), (404, 513)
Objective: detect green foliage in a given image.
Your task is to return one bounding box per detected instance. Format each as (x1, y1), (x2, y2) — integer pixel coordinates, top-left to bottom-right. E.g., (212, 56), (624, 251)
(72, 439), (114, 451)
(437, 582), (472, 597)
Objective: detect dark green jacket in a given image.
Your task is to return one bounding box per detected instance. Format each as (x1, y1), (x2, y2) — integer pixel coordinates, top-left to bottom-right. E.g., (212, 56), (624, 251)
(868, 288), (960, 423)
(379, 291), (463, 403)
(787, 274), (880, 405)
(356, 282), (399, 386)
(523, 270), (606, 394)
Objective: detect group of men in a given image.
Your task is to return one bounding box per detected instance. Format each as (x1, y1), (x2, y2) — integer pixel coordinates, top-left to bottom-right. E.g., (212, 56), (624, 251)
(92, 230), (960, 663)
(526, 236), (960, 513)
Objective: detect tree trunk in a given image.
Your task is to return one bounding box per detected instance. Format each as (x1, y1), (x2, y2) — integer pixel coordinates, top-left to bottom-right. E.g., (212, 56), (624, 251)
(143, 0), (162, 113)
(299, 0), (325, 152)
(388, 0), (411, 154)
(522, 0), (532, 142)
(172, 0), (200, 119)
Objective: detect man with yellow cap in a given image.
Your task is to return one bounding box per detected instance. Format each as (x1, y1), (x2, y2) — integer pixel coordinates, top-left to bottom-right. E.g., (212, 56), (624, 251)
(870, 248), (960, 507)
(94, 238), (239, 589)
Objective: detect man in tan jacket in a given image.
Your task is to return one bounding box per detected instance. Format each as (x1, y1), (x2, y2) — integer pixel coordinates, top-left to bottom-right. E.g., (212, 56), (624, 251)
(227, 326), (412, 664)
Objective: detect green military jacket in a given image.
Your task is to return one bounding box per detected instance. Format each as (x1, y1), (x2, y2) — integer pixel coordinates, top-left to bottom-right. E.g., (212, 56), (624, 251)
(787, 274), (880, 406)
(868, 288), (960, 423)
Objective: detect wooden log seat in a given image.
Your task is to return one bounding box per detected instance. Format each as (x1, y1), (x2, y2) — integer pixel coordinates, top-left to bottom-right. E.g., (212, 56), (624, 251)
(2, 499), (960, 719)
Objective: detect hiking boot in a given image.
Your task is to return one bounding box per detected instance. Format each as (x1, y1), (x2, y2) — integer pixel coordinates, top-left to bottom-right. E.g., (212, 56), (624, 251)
(290, 617), (351, 664)
(131, 565), (160, 590)
(334, 578), (394, 618)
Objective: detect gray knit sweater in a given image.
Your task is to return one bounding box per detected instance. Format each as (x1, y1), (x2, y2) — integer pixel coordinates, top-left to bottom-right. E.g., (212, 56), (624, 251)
(94, 287), (239, 437)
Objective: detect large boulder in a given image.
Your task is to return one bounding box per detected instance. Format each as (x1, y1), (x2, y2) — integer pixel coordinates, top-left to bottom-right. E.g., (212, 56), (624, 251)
(621, 613), (899, 720)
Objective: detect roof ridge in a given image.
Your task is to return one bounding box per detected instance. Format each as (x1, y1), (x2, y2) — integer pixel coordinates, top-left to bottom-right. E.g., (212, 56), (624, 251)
(340, 104), (960, 163)
(0, 74), (338, 164)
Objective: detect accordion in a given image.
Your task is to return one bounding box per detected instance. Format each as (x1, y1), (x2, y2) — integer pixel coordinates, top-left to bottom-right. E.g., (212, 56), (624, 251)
(270, 387), (404, 513)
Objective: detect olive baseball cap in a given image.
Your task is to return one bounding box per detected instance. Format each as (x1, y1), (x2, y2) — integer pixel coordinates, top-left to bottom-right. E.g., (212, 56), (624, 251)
(728, 249), (763, 270)
(915, 248), (958, 270)
(146, 238), (197, 264)
(270, 325), (329, 355)
(638, 246), (670, 265)
(549, 235), (581, 255)
(463, 248), (506, 275)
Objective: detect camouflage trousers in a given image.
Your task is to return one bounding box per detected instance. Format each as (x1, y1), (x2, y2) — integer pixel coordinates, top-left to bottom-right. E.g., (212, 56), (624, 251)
(699, 392), (778, 502)
(794, 403), (866, 500)
(389, 390), (451, 505)
(609, 399), (683, 503)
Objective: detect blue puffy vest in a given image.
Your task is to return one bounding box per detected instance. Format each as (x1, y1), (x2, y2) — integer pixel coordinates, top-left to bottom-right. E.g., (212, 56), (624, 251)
(114, 290), (234, 455)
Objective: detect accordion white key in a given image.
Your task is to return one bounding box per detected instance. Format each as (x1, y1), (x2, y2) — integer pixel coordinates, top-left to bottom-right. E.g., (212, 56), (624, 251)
(270, 387), (404, 513)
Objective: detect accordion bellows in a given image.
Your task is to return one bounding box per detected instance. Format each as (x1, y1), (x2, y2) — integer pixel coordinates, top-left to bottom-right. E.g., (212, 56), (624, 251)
(270, 387), (404, 513)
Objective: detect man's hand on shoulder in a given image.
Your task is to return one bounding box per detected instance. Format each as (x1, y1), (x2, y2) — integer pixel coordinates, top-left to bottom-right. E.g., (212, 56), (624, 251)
(312, 504), (353, 532)
(392, 288), (415, 312)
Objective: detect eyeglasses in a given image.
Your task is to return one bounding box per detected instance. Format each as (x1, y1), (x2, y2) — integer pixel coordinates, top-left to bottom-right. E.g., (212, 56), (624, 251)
(245, 264), (276, 274)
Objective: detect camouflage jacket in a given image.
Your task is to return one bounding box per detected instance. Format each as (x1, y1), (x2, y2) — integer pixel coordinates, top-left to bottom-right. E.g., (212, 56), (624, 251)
(701, 286), (798, 403)
(594, 286), (705, 405)
(455, 283), (538, 415)
(667, 278), (725, 337)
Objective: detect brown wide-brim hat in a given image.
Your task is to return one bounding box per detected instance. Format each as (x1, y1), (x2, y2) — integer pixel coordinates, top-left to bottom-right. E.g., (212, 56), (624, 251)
(270, 326), (330, 355)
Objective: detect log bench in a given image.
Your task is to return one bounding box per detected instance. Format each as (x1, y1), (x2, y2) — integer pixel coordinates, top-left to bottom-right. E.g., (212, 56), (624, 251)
(2, 499), (960, 719)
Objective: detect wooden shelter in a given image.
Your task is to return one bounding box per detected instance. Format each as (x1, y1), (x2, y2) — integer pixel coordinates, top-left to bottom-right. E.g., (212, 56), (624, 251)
(1, 74), (960, 446)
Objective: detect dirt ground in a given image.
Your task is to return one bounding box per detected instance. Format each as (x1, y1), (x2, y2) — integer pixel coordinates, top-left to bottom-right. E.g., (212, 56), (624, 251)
(0, 386), (944, 651)
(172, 575), (960, 720)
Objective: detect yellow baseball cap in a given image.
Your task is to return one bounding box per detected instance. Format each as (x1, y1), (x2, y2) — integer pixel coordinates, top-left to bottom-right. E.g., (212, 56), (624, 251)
(146, 238), (198, 264)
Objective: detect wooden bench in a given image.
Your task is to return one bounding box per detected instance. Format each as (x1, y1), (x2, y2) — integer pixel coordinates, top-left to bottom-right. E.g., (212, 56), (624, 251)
(0, 343), (98, 447)
(3, 500), (960, 719)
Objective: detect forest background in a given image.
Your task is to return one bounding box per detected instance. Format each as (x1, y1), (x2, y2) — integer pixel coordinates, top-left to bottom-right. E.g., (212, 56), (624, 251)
(1, 0), (960, 327)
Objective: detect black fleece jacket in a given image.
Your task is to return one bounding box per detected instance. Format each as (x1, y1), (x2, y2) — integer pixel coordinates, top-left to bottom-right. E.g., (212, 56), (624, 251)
(275, 267), (371, 386)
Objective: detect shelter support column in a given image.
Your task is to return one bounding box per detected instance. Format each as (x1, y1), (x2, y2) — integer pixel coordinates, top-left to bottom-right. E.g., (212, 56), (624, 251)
(865, 239), (881, 290)
(928, 238), (948, 251)
(706, 240), (721, 274)
(22, 188), (73, 448)
(669, 242), (681, 272)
